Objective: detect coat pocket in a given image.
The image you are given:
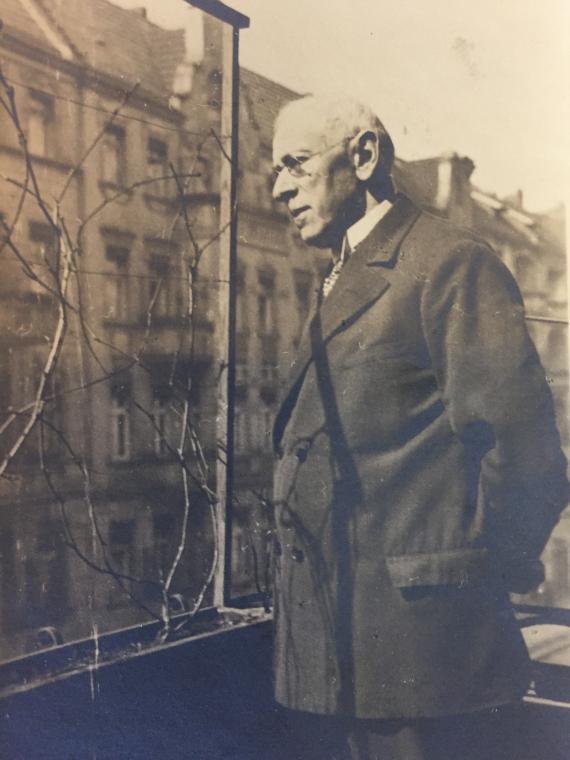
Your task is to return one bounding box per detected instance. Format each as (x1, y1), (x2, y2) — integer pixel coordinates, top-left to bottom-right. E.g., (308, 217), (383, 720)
(386, 548), (491, 588)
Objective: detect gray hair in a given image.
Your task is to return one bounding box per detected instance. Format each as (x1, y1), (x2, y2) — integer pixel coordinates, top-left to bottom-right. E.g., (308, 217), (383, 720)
(274, 94), (395, 182)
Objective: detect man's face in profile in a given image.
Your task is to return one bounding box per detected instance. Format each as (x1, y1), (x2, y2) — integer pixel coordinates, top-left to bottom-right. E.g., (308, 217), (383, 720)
(272, 111), (358, 249)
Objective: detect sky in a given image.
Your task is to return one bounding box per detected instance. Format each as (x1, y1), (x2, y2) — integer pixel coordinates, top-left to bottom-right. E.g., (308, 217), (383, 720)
(115, 0), (570, 213)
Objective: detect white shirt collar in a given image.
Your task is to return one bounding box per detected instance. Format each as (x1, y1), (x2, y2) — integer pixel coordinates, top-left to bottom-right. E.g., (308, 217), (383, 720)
(346, 199), (393, 253)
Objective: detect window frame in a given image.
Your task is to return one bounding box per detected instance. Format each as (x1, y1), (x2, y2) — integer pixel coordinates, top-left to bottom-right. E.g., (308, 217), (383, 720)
(26, 90), (54, 157)
(101, 124), (126, 187)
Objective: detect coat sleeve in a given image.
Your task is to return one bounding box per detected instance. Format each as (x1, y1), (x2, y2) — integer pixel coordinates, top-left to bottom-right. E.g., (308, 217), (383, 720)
(420, 240), (569, 590)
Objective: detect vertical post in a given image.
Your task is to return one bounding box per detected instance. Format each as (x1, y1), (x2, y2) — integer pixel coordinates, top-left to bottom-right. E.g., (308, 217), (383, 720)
(187, 0), (249, 610)
(566, 207), (570, 451)
(213, 23), (239, 608)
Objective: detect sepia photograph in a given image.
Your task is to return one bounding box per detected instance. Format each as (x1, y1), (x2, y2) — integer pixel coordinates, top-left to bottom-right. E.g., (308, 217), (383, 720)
(0, 0), (569, 757)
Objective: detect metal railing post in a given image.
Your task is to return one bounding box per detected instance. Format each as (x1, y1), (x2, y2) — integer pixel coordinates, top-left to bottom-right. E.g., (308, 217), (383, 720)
(187, 0), (249, 608)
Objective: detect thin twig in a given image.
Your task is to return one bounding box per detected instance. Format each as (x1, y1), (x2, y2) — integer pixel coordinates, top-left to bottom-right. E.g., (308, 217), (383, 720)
(0, 209), (72, 477)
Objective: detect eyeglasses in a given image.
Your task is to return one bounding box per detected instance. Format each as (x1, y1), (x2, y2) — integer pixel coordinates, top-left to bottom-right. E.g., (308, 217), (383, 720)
(272, 133), (356, 185)
(272, 153), (321, 184)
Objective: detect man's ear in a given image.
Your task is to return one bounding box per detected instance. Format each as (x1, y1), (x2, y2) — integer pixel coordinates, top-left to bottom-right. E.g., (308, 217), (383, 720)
(351, 130), (380, 181)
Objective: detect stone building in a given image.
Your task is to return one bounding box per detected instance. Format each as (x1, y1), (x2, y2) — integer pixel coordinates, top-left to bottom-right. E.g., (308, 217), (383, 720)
(0, 0), (216, 659)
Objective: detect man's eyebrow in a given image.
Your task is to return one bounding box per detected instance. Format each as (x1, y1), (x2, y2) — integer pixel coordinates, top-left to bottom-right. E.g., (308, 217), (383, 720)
(274, 152), (310, 167)
(284, 154), (309, 166)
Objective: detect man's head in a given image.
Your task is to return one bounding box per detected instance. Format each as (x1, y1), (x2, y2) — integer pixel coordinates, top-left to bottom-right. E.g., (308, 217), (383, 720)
(272, 95), (395, 249)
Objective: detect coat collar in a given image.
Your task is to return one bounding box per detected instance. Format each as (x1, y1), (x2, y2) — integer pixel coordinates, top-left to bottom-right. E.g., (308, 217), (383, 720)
(359, 193), (421, 265)
(346, 198), (393, 251)
(273, 194), (421, 450)
(319, 193), (419, 326)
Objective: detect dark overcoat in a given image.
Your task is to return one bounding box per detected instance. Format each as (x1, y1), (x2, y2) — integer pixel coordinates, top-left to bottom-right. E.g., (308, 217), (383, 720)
(272, 194), (569, 719)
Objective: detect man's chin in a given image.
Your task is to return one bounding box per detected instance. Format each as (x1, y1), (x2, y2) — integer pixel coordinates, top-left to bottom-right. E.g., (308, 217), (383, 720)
(299, 227), (333, 249)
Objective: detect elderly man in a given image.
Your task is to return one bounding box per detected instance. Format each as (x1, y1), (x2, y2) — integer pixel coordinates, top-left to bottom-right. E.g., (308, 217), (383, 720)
(270, 95), (569, 759)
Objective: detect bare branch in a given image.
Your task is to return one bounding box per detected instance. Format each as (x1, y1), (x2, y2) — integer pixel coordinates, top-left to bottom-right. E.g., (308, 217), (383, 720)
(0, 69), (241, 642)
(0, 208), (72, 477)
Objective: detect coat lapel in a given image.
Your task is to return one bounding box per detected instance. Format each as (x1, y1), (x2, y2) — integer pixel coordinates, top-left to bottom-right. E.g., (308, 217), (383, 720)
(273, 195), (421, 450)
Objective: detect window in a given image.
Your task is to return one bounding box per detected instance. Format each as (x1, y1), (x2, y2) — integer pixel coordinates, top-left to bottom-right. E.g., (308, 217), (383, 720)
(250, 407), (273, 452)
(40, 368), (64, 461)
(235, 363), (248, 402)
(262, 408), (273, 451)
(29, 222), (58, 293)
(546, 327), (567, 378)
(5, 351), (63, 466)
(257, 270), (276, 336)
(294, 269), (313, 324)
(27, 91), (53, 157)
(260, 364), (278, 386)
(9, 349), (38, 410)
(513, 254), (536, 293)
(195, 155), (211, 193)
(110, 377), (131, 462)
(260, 363), (278, 404)
(147, 137), (169, 196)
(547, 268), (566, 306)
(145, 240), (181, 321)
(148, 255), (172, 319)
(231, 524), (252, 587)
(497, 244), (516, 276)
(104, 244), (129, 322)
(108, 520), (136, 606)
(25, 517), (68, 626)
(236, 266), (247, 333)
(151, 394), (170, 458)
(234, 404), (249, 454)
(153, 513), (174, 574)
(101, 125), (125, 186)
(181, 153), (211, 194)
(195, 279), (213, 325)
(111, 398), (130, 461)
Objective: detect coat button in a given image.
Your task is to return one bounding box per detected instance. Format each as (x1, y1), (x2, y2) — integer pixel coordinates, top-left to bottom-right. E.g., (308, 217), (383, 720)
(291, 547), (304, 563)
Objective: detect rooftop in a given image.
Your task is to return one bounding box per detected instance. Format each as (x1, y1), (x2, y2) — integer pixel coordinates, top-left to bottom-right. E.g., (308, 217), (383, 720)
(240, 67), (301, 149)
(1, 0), (187, 98)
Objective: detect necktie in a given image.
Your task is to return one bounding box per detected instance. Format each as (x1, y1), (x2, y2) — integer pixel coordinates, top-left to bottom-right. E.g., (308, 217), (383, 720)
(321, 237), (350, 299)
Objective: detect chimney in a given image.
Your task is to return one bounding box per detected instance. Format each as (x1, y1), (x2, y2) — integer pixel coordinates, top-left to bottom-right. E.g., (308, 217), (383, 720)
(436, 153), (475, 227)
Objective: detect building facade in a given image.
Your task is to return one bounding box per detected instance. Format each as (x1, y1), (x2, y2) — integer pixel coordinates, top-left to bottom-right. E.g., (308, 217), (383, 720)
(0, 0), (218, 659)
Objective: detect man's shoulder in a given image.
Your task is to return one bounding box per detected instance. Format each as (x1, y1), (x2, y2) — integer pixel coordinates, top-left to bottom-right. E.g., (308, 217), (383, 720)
(400, 207), (506, 278)
(406, 208), (491, 256)
(398, 207), (522, 306)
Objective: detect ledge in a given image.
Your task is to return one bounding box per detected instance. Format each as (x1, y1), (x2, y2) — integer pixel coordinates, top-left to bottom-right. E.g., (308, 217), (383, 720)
(0, 605), (270, 700)
(0, 145), (77, 175)
(1, 610), (569, 759)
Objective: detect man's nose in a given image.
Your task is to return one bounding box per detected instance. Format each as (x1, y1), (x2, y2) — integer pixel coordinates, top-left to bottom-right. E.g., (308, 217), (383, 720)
(272, 169), (297, 202)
